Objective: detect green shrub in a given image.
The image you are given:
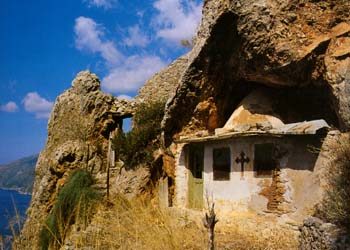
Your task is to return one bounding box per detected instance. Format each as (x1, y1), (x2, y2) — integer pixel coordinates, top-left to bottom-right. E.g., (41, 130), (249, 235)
(39, 169), (101, 250)
(114, 101), (165, 169)
(319, 135), (350, 232)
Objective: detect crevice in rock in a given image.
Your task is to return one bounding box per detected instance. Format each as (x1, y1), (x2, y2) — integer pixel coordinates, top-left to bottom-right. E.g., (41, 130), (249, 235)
(163, 11), (240, 145)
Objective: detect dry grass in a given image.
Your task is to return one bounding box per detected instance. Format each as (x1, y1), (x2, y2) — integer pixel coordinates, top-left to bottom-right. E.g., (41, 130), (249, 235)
(38, 169), (101, 250)
(0, 235), (4, 250)
(69, 195), (206, 250)
(317, 133), (350, 232)
(1, 198), (28, 250)
(215, 214), (298, 250)
(65, 193), (298, 250)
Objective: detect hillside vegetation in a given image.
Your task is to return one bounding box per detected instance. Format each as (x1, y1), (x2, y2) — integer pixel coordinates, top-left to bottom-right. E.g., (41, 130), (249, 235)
(39, 169), (101, 250)
(0, 155), (37, 194)
(114, 101), (165, 169)
(62, 193), (298, 250)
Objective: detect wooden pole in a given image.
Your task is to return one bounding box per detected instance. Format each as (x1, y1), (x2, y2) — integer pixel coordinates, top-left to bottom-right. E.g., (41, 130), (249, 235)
(203, 202), (218, 250)
(106, 132), (112, 200)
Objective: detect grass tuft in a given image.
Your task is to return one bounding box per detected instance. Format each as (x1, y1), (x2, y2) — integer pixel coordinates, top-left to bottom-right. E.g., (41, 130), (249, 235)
(39, 169), (101, 250)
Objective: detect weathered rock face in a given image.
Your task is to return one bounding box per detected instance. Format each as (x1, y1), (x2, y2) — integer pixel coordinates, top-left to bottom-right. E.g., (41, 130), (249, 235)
(163, 0), (350, 144)
(299, 217), (349, 250)
(18, 71), (134, 250)
(135, 54), (189, 105)
(18, 51), (189, 248)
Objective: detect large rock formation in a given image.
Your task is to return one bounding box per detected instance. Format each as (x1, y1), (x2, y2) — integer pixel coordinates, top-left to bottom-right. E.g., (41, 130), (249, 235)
(163, 0), (350, 144)
(18, 71), (134, 249)
(135, 54), (189, 105)
(18, 54), (190, 249)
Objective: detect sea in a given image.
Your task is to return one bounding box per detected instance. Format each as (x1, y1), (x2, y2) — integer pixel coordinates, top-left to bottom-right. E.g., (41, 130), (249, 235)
(0, 189), (31, 247)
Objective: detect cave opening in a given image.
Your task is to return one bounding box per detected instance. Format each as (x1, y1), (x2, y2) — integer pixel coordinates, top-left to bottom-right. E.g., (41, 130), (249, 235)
(164, 9), (340, 143)
(200, 10), (339, 131)
(215, 81), (339, 130)
(122, 117), (133, 132)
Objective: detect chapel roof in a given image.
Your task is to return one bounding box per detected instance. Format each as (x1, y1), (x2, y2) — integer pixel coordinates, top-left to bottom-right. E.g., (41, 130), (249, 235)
(177, 89), (330, 143)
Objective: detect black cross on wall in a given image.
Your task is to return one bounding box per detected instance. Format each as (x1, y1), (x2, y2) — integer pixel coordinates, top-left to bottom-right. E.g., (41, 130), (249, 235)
(235, 151), (250, 179)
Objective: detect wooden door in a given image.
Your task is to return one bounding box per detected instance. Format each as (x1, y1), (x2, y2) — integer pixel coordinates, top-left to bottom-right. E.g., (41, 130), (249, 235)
(188, 144), (204, 209)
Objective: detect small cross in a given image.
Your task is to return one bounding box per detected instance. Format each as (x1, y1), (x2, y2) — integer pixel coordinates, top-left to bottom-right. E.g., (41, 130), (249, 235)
(235, 151), (250, 180)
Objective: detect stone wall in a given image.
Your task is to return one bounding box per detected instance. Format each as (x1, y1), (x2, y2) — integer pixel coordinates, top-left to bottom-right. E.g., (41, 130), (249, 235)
(299, 217), (349, 250)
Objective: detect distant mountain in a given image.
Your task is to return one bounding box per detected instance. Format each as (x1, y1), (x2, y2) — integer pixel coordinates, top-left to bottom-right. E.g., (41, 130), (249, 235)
(0, 154), (38, 194)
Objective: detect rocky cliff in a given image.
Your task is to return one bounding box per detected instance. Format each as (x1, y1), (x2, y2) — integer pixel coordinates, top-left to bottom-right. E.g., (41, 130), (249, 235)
(159, 0), (350, 247)
(18, 53), (189, 248)
(18, 71), (134, 249)
(163, 0), (350, 144)
(135, 54), (189, 105)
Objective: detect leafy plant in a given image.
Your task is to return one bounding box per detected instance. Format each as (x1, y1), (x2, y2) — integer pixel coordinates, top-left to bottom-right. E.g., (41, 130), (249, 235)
(114, 101), (165, 169)
(39, 169), (101, 250)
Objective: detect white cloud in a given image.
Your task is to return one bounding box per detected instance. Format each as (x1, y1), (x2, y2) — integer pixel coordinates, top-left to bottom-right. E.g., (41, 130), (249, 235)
(117, 95), (133, 101)
(102, 55), (167, 93)
(74, 16), (123, 65)
(123, 25), (149, 48)
(0, 101), (19, 113)
(153, 0), (202, 43)
(136, 10), (145, 18)
(22, 92), (53, 119)
(74, 17), (168, 94)
(84, 0), (116, 9)
(34, 112), (52, 119)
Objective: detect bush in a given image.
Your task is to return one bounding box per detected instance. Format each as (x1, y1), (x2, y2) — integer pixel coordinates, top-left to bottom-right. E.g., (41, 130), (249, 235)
(114, 101), (165, 169)
(39, 169), (101, 250)
(319, 134), (350, 232)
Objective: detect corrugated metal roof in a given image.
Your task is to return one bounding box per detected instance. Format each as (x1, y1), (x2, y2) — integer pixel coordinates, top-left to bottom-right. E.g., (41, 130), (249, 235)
(177, 119), (330, 143)
(269, 119), (330, 134)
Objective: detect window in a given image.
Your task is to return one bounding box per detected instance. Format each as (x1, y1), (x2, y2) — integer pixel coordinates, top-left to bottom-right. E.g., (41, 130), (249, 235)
(213, 147), (231, 180)
(254, 143), (276, 177)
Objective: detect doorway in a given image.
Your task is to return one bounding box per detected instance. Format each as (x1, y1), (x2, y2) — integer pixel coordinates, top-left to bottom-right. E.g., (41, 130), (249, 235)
(187, 144), (204, 209)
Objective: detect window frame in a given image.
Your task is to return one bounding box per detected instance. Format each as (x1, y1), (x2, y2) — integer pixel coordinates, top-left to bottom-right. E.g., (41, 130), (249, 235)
(254, 143), (276, 177)
(212, 147), (231, 181)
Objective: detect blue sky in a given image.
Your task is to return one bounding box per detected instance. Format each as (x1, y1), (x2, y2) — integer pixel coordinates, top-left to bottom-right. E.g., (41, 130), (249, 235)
(0, 0), (202, 164)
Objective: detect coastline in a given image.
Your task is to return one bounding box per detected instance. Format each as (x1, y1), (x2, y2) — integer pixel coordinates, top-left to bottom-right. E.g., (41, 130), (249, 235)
(0, 187), (31, 196)
(0, 188), (32, 245)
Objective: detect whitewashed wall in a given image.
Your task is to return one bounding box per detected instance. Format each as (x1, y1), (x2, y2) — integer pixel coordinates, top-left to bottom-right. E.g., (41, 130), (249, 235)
(174, 143), (188, 209)
(174, 135), (324, 220)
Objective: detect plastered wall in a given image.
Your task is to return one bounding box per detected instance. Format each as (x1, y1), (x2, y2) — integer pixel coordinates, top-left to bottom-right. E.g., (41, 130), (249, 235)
(174, 135), (324, 220)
